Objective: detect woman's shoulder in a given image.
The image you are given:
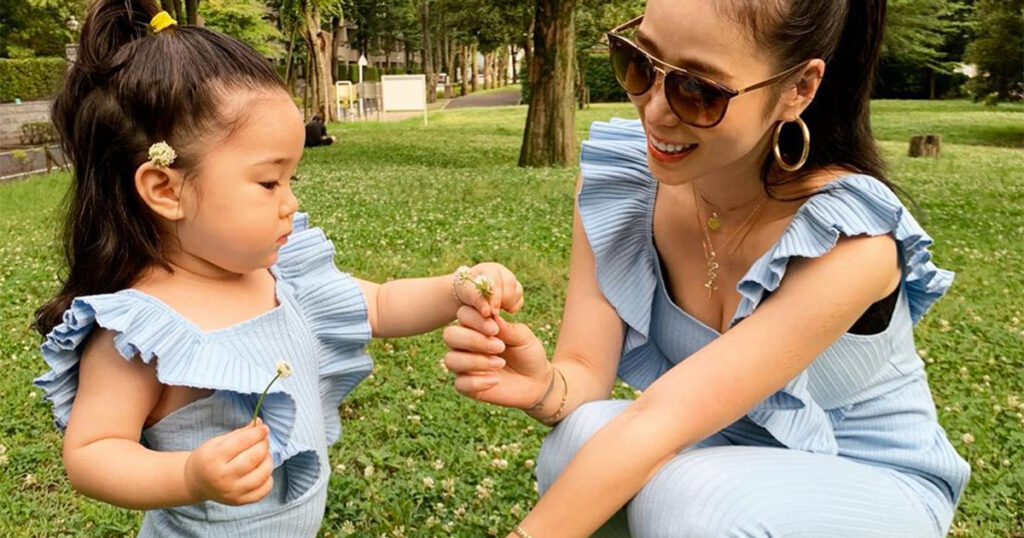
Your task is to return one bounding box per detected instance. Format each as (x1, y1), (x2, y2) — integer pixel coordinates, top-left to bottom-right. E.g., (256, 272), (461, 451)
(736, 172), (953, 324)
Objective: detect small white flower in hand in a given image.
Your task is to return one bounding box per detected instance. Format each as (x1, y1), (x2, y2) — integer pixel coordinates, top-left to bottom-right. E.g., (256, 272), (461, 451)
(472, 275), (494, 300)
(252, 360), (294, 425)
(148, 141), (177, 167)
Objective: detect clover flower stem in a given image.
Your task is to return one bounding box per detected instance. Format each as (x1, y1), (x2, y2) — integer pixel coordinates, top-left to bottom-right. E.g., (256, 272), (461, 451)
(251, 373), (282, 426)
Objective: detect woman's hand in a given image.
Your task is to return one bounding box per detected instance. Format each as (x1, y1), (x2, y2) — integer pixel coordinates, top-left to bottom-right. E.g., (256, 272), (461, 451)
(442, 306), (553, 409)
(453, 263), (525, 319)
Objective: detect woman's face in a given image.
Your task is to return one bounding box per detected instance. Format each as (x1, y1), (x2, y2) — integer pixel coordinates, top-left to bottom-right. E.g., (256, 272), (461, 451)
(631, 0), (789, 186)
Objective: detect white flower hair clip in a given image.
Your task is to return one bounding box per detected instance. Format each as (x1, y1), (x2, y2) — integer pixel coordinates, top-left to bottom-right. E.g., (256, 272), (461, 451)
(148, 141), (177, 167)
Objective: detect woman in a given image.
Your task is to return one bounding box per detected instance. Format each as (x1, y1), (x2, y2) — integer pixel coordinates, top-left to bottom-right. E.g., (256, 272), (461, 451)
(442, 0), (968, 536)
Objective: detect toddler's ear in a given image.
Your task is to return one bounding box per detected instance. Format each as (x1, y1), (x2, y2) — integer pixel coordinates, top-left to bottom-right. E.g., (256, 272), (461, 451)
(134, 162), (187, 221)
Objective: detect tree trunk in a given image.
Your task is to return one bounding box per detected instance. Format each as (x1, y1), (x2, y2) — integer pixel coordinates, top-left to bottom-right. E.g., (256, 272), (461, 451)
(482, 52), (492, 90)
(404, 40), (413, 72)
(331, 16), (342, 82)
(461, 45), (470, 96)
(518, 0), (576, 167)
(185, 0), (198, 25)
(470, 43), (479, 92)
(420, 1), (436, 103)
(444, 35), (456, 98)
(284, 26), (298, 92)
(510, 44), (518, 83)
(908, 134), (941, 158)
(301, 5), (336, 121)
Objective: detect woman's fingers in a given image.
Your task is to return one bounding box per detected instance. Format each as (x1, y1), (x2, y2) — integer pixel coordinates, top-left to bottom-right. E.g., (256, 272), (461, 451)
(453, 372), (500, 395)
(443, 325), (506, 355)
(444, 351), (505, 374)
(456, 305), (498, 336)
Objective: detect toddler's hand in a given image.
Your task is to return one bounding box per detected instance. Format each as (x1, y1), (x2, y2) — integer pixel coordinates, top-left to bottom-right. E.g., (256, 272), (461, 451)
(454, 263), (524, 319)
(184, 420), (274, 506)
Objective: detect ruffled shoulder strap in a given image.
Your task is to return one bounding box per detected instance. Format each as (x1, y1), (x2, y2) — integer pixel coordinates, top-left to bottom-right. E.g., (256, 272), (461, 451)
(35, 292), (200, 432)
(273, 212), (373, 445)
(734, 174), (954, 325)
(577, 118), (658, 353)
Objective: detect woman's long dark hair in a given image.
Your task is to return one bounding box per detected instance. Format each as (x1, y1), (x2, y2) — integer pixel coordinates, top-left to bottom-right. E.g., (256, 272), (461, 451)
(720, 0), (890, 192)
(33, 0), (285, 338)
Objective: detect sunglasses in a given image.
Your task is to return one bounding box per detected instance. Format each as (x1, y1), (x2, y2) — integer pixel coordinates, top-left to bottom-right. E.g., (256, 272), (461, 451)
(607, 16), (808, 128)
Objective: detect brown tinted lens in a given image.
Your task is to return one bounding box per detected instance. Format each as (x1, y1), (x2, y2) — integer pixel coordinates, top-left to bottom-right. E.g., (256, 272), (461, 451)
(609, 37), (654, 95)
(664, 72), (730, 127)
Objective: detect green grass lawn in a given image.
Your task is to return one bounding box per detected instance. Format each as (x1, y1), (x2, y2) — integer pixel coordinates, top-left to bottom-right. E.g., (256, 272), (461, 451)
(1, 99), (1021, 537)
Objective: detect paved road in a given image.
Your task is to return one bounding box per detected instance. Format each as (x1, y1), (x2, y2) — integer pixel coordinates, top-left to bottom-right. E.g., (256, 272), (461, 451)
(443, 87), (522, 109)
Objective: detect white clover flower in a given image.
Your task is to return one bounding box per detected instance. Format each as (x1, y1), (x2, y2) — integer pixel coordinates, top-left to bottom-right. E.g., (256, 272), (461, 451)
(961, 433), (975, 444)
(433, 459), (444, 470)
(472, 275), (494, 299)
(363, 464), (375, 478)
(276, 360), (293, 379)
(148, 141), (177, 167)
(422, 476), (435, 489)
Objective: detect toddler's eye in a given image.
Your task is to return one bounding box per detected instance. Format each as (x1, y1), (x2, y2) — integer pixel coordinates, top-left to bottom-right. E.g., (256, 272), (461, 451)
(260, 181), (279, 190)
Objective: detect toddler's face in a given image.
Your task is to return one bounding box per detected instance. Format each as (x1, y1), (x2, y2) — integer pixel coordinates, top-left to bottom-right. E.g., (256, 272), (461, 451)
(175, 89), (305, 273)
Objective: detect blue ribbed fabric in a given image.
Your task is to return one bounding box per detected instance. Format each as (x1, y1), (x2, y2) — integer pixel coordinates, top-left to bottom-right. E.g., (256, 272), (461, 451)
(35, 213), (373, 537)
(536, 119), (970, 537)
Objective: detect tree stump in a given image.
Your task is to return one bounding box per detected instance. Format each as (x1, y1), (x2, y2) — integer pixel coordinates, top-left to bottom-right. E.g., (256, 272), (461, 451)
(909, 134), (942, 158)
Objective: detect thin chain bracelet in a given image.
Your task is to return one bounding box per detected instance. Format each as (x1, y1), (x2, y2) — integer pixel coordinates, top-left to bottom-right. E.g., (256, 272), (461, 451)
(539, 367), (568, 426)
(511, 524), (535, 538)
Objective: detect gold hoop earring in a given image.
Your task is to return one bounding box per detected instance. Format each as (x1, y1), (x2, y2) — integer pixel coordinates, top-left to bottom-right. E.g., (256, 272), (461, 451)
(773, 117), (810, 172)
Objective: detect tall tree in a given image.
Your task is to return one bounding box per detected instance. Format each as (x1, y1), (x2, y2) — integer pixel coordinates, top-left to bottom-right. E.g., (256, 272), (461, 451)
(281, 0), (343, 121)
(882, 0), (967, 97)
(964, 0), (1023, 102)
(519, 0), (576, 167)
(202, 0), (284, 58)
(420, 0), (437, 103)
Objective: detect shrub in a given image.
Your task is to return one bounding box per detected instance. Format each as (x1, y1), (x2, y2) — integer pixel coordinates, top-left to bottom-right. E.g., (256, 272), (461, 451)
(0, 58), (67, 102)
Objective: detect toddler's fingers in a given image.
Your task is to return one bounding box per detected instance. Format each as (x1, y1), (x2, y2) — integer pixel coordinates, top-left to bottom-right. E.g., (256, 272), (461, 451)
(227, 433), (270, 473)
(218, 423), (268, 461)
(457, 305), (498, 335)
(233, 473), (274, 505)
(444, 351), (505, 374)
(442, 325), (506, 355)
(234, 453), (274, 494)
(500, 274), (521, 313)
(453, 372), (500, 395)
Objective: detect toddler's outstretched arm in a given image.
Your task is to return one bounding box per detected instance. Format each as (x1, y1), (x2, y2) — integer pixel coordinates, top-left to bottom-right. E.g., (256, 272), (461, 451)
(356, 263), (523, 339)
(62, 329), (274, 510)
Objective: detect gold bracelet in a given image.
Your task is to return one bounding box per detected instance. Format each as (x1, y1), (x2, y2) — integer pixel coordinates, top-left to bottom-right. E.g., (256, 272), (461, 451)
(526, 366), (556, 411)
(511, 524), (535, 538)
(539, 367), (568, 426)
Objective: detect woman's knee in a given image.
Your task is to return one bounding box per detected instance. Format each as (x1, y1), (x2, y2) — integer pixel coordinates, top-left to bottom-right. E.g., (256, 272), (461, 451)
(536, 399), (632, 493)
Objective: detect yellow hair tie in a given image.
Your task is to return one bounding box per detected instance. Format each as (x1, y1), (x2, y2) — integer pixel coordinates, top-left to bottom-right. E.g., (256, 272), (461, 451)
(150, 11), (177, 33)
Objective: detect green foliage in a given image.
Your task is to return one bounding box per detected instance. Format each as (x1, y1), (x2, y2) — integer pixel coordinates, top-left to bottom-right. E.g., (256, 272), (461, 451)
(0, 0), (83, 58)
(581, 54), (627, 103)
(964, 0), (1024, 103)
(0, 58), (67, 102)
(18, 122), (58, 146)
(201, 0), (285, 59)
(883, 0), (967, 73)
(1, 101), (1021, 536)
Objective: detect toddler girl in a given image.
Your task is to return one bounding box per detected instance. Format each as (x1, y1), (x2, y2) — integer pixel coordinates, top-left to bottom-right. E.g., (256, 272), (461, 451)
(32, 2), (519, 535)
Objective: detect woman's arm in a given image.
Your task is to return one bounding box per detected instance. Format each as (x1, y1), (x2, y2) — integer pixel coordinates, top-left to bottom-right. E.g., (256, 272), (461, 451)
(63, 330), (273, 510)
(356, 263), (524, 339)
(514, 233), (901, 537)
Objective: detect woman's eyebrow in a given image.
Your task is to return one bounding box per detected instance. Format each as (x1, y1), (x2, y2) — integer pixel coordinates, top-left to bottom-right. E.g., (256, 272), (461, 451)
(635, 29), (730, 81)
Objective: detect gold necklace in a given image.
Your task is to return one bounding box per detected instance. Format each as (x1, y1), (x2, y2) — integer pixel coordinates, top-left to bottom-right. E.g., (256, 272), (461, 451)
(692, 184), (768, 298)
(697, 191), (766, 232)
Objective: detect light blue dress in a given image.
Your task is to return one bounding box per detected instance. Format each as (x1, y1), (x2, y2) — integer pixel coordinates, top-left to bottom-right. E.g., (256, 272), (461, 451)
(35, 213), (373, 537)
(536, 119), (970, 537)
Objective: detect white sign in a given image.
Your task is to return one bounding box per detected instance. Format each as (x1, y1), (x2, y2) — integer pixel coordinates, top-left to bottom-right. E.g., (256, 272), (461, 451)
(381, 74), (428, 126)
(358, 54), (368, 67)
